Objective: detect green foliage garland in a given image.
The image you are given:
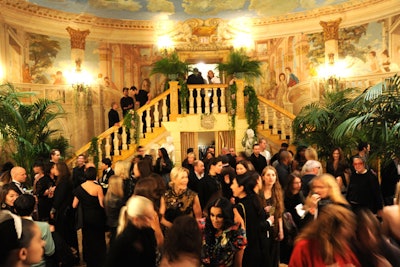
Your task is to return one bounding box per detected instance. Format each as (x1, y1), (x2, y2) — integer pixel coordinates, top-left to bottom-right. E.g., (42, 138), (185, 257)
(123, 110), (140, 144)
(88, 136), (99, 169)
(244, 85), (260, 134)
(228, 82), (238, 129)
(179, 79), (189, 113)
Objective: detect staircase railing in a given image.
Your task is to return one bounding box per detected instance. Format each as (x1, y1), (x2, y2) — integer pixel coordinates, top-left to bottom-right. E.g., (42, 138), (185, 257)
(66, 88), (173, 166)
(66, 82), (231, 166)
(257, 96), (296, 141)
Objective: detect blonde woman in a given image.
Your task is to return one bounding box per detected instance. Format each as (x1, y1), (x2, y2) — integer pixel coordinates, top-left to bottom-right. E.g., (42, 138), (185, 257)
(160, 166), (202, 228)
(113, 160), (134, 202)
(299, 173), (349, 229)
(304, 147), (318, 161)
(260, 166), (284, 267)
(104, 175), (125, 247)
(104, 195), (161, 267)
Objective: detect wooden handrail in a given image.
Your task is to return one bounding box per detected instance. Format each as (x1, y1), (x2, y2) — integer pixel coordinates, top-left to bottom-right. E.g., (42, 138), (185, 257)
(136, 88), (171, 114)
(66, 89), (173, 165)
(257, 96), (296, 120)
(187, 84), (229, 89)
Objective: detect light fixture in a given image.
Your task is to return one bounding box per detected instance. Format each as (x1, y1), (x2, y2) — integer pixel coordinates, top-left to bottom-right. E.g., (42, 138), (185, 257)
(65, 59), (93, 91)
(157, 35), (174, 56)
(317, 54), (351, 91)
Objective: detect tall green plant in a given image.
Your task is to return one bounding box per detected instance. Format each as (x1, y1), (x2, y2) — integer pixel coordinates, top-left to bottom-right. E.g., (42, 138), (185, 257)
(293, 87), (359, 160)
(218, 50), (261, 82)
(0, 83), (65, 182)
(333, 74), (400, 166)
(150, 52), (188, 77)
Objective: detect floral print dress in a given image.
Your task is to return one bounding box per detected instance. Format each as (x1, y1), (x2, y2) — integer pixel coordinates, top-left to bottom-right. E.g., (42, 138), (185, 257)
(201, 222), (247, 267)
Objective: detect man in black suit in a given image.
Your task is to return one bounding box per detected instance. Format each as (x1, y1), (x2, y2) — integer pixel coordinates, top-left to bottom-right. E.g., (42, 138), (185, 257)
(249, 143), (267, 175)
(10, 166), (27, 194)
(72, 154), (86, 188)
(100, 158), (114, 185)
(108, 101), (121, 152)
(186, 68), (205, 84)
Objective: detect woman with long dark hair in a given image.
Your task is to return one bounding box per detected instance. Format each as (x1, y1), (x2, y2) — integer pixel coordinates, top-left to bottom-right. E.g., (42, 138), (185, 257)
(50, 161), (79, 263)
(260, 166), (284, 267)
(326, 147), (350, 193)
(289, 204), (360, 266)
(155, 147), (173, 186)
(230, 171), (272, 267)
(201, 197), (247, 267)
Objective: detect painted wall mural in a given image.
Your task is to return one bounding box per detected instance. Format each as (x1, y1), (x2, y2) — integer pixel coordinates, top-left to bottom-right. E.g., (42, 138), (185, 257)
(23, 19), (398, 107)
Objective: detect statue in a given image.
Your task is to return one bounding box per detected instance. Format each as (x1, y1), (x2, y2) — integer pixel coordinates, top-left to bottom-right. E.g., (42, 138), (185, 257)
(242, 129), (256, 157)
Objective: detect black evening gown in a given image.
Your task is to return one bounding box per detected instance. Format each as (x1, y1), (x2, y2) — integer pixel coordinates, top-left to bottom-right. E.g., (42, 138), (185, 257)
(74, 185), (107, 267)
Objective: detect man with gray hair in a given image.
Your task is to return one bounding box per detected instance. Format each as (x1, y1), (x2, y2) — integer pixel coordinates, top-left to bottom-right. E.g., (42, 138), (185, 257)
(301, 160), (322, 197)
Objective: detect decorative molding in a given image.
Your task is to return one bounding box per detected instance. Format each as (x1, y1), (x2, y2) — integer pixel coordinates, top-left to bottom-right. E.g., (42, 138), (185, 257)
(0, 0), (393, 29)
(0, 0), (399, 43)
(320, 18), (342, 41)
(66, 27), (90, 49)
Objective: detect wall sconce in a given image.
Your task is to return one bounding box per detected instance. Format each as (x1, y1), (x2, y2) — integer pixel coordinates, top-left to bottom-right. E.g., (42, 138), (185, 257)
(65, 62), (93, 91)
(317, 54), (352, 91)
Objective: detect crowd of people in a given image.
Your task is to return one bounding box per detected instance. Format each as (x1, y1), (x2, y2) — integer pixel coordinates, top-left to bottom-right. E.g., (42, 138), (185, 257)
(1, 139), (400, 267)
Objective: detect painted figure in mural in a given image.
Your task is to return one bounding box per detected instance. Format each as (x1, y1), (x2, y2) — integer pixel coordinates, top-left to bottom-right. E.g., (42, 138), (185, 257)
(22, 63), (33, 83)
(368, 51), (380, 73)
(307, 62), (318, 78)
(53, 70), (66, 85)
(381, 49), (399, 72)
(275, 72), (288, 108)
(285, 67), (299, 88)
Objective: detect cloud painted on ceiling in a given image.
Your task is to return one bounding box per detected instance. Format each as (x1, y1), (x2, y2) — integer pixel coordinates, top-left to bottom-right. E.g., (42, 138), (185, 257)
(28, 0), (351, 20)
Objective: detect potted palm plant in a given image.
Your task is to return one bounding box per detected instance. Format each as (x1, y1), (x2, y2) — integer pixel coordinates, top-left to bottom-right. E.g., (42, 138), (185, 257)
(150, 52), (188, 81)
(218, 49), (262, 81)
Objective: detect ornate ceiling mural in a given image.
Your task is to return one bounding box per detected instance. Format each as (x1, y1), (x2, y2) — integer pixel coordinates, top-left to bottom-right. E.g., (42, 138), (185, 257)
(27, 0), (353, 20)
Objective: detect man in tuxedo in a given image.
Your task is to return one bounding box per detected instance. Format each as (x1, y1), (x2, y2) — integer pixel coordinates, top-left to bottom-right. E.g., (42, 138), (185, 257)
(10, 166), (27, 194)
(100, 158), (114, 185)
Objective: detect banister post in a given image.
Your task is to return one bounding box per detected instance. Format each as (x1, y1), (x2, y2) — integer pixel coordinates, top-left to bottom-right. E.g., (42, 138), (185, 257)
(169, 81), (179, 121)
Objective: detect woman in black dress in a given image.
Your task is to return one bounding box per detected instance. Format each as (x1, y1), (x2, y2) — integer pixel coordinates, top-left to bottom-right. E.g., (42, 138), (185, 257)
(50, 162), (79, 262)
(35, 162), (55, 222)
(230, 171), (272, 267)
(73, 167), (106, 267)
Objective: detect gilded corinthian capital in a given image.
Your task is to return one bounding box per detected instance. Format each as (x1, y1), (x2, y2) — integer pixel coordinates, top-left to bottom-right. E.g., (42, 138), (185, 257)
(320, 18), (342, 41)
(66, 27), (90, 49)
